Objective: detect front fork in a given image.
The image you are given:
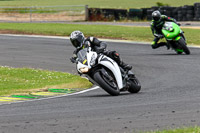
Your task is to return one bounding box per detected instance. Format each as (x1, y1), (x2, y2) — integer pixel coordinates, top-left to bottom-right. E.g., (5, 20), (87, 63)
(174, 30), (185, 41)
(180, 30), (186, 41)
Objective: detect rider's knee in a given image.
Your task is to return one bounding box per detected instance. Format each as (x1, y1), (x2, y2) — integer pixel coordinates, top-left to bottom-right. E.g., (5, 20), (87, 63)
(110, 51), (120, 60)
(151, 45), (157, 49)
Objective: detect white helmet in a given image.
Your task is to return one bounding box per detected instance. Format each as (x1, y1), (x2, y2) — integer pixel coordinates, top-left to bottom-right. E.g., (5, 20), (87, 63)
(70, 31), (85, 48)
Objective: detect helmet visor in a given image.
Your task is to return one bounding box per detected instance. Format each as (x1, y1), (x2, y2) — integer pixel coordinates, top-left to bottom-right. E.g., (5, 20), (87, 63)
(153, 16), (160, 21)
(70, 39), (81, 48)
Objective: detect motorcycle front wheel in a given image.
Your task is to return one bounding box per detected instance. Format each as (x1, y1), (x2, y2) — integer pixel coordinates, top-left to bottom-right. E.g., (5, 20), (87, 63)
(93, 71), (120, 96)
(178, 38), (190, 55)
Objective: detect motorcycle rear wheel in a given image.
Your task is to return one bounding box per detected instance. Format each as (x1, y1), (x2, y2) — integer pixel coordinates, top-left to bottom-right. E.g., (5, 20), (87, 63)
(93, 71), (120, 96)
(177, 51), (183, 54)
(128, 76), (141, 93)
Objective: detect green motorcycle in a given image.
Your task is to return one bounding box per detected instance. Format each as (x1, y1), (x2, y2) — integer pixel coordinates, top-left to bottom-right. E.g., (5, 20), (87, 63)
(162, 22), (190, 55)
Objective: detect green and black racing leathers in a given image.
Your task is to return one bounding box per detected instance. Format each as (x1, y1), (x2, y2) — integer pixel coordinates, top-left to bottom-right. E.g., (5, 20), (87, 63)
(151, 15), (178, 49)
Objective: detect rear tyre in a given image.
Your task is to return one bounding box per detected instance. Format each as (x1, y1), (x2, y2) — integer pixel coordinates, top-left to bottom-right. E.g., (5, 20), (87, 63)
(128, 75), (141, 93)
(178, 38), (190, 55)
(93, 71), (120, 96)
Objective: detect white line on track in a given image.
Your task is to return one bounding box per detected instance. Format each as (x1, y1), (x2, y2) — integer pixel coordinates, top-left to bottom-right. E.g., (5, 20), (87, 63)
(0, 86), (99, 106)
(0, 34), (149, 44)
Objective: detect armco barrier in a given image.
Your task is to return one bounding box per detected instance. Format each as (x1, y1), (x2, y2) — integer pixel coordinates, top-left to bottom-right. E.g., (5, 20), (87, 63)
(88, 2), (200, 21)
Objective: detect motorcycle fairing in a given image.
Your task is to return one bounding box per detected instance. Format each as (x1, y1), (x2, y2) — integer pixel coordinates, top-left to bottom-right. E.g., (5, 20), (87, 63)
(98, 55), (123, 89)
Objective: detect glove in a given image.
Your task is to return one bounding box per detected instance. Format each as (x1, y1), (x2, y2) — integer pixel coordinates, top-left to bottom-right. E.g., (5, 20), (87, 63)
(158, 34), (164, 38)
(70, 57), (77, 63)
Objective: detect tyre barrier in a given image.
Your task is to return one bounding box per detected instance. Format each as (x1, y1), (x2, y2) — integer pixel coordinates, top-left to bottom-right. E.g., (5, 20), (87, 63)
(88, 8), (127, 21)
(88, 2), (200, 21)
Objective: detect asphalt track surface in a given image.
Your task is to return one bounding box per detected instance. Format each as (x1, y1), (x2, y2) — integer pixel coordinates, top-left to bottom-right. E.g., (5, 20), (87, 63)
(0, 35), (200, 133)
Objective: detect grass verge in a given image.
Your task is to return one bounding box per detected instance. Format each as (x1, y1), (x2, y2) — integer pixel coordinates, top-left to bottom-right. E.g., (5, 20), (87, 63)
(147, 126), (200, 133)
(0, 23), (199, 45)
(0, 66), (92, 96)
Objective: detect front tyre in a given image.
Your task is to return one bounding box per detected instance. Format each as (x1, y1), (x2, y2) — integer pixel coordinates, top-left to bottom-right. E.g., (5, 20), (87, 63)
(93, 72), (120, 96)
(178, 38), (190, 55)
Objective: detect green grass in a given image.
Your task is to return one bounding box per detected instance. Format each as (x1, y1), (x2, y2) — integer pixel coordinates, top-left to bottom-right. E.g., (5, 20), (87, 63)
(1, 7), (59, 13)
(0, 66), (92, 96)
(147, 126), (200, 133)
(0, 23), (199, 45)
(0, 0), (198, 9)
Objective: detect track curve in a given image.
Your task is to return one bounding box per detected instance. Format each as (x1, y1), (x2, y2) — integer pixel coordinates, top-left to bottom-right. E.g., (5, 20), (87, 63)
(0, 35), (200, 133)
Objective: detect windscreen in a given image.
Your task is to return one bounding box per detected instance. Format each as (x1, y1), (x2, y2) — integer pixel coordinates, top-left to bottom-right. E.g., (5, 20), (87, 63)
(77, 48), (87, 63)
(163, 22), (173, 31)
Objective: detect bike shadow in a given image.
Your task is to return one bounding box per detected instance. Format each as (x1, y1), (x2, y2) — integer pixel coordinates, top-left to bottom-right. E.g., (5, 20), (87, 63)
(78, 92), (143, 98)
(150, 53), (190, 56)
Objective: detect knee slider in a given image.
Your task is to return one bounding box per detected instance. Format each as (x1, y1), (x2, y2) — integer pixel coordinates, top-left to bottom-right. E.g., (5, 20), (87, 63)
(151, 45), (157, 49)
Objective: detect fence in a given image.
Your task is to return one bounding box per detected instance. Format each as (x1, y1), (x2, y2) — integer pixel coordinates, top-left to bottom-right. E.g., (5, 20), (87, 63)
(0, 5), (87, 22)
(1, 3), (200, 22)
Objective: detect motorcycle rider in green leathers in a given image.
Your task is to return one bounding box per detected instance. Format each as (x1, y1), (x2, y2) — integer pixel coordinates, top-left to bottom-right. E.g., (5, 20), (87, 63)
(151, 10), (180, 49)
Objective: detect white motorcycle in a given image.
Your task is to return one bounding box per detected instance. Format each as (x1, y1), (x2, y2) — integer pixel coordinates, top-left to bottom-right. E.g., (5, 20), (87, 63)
(73, 47), (141, 96)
